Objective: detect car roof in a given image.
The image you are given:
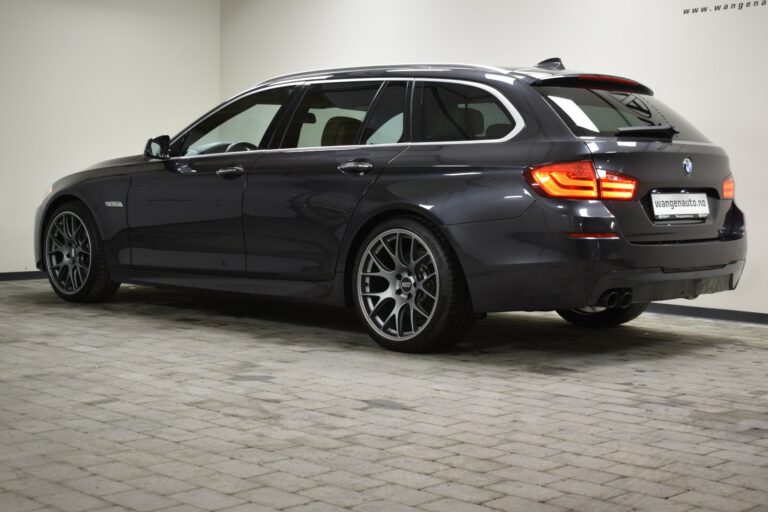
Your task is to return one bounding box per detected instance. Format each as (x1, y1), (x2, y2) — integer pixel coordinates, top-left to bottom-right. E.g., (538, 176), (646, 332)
(256, 63), (515, 85)
(250, 63), (653, 96)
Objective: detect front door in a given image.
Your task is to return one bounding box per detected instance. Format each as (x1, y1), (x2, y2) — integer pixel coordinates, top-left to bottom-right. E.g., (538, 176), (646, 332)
(127, 85), (297, 273)
(128, 155), (251, 273)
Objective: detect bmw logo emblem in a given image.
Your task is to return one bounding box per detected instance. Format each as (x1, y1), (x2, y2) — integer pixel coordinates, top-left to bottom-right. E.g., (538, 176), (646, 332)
(682, 158), (693, 176)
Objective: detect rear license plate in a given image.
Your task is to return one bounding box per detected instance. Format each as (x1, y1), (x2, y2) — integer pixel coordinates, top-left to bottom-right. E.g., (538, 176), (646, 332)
(651, 193), (710, 220)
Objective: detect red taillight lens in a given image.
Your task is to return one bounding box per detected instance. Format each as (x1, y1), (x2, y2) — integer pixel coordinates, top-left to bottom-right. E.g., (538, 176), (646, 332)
(526, 161), (598, 199)
(723, 175), (735, 200)
(598, 171), (637, 200)
(526, 161), (636, 201)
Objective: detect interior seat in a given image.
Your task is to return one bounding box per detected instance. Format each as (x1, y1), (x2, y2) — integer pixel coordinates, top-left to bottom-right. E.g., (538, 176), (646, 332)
(424, 106), (485, 141)
(321, 116), (362, 146)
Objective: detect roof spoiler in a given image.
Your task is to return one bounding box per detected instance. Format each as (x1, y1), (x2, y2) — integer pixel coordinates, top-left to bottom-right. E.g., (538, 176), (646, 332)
(530, 58), (653, 95)
(531, 74), (654, 96)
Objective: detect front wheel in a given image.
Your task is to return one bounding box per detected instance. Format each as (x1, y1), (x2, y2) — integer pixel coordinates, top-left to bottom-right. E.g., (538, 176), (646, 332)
(556, 302), (649, 327)
(352, 217), (475, 353)
(44, 201), (120, 302)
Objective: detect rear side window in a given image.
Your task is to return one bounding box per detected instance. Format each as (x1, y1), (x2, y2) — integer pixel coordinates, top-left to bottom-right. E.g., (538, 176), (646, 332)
(282, 82), (381, 148)
(536, 86), (708, 142)
(419, 82), (515, 142)
(361, 82), (407, 145)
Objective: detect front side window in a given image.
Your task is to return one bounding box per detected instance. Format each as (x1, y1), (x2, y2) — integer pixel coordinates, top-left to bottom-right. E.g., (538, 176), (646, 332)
(419, 82), (515, 142)
(282, 82), (382, 148)
(180, 86), (294, 156)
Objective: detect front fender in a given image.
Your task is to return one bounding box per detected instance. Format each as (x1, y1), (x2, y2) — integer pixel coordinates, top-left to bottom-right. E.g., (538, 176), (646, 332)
(35, 166), (135, 270)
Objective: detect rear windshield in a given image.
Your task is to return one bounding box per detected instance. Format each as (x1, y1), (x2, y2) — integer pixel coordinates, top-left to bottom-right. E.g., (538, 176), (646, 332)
(536, 86), (708, 142)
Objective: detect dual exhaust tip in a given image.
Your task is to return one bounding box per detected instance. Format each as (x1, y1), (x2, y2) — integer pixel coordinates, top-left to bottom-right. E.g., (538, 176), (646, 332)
(601, 289), (634, 309)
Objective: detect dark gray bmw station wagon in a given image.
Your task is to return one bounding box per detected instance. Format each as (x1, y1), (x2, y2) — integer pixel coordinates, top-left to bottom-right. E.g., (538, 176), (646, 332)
(35, 59), (746, 352)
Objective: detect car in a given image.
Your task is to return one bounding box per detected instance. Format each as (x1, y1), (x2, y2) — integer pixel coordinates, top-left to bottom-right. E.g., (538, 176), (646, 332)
(35, 59), (747, 352)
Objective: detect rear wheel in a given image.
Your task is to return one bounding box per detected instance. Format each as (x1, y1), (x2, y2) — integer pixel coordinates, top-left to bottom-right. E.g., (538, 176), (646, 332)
(556, 302), (649, 327)
(352, 217), (474, 353)
(44, 201), (120, 302)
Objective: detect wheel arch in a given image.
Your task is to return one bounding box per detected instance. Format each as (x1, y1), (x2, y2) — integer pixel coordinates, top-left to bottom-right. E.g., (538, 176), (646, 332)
(340, 207), (471, 308)
(39, 194), (100, 271)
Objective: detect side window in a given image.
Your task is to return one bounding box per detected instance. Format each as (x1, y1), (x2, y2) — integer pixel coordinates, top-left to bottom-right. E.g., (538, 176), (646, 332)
(419, 82), (515, 142)
(282, 82), (382, 148)
(361, 82), (407, 145)
(180, 86), (294, 156)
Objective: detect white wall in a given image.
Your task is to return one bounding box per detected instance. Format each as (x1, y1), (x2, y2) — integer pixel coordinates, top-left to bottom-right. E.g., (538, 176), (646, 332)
(1, 0), (765, 314)
(0, 0), (220, 271)
(221, 0), (768, 314)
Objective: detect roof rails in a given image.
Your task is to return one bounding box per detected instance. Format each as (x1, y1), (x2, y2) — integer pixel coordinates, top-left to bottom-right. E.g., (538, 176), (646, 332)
(536, 57), (565, 71)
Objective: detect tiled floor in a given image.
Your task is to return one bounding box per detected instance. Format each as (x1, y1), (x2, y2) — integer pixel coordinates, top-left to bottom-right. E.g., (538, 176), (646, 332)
(1, 279), (767, 512)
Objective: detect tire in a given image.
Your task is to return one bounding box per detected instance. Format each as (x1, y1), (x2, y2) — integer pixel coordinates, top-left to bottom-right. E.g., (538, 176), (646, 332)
(43, 201), (120, 302)
(352, 216), (475, 353)
(556, 302), (649, 327)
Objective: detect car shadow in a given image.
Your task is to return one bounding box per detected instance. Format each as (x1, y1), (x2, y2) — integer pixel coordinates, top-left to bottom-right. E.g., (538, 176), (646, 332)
(15, 282), (736, 367)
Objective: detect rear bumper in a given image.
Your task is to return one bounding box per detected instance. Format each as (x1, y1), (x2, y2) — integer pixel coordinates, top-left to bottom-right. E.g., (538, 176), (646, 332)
(587, 259), (743, 305)
(446, 200), (747, 313)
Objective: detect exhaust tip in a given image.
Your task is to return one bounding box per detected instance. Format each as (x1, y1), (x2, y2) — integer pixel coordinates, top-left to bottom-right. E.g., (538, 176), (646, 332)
(619, 291), (634, 308)
(604, 291), (620, 308)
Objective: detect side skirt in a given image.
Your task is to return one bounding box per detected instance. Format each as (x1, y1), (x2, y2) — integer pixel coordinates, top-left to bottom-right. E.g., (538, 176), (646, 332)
(110, 267), (346, 307)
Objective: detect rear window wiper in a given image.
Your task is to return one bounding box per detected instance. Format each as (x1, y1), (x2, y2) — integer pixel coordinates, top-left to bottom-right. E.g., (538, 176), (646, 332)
(615, 124), (679, 139)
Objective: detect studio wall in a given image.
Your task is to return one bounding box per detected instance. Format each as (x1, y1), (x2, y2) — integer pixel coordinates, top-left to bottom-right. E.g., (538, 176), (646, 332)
(0, 0), (220, 272)
(220, 0), (767, 314)
(0, 0), (765, 315)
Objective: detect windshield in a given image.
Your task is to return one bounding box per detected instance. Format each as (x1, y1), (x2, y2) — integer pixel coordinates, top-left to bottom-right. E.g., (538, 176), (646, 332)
(536, 86), (708, 142)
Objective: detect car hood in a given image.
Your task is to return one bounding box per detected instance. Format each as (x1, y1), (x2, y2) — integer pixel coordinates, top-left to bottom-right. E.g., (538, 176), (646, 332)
(85, 154), (145, 171)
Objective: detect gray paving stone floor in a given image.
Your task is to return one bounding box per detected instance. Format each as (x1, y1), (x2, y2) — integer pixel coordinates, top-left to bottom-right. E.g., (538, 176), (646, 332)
(1, 279), (767, 512)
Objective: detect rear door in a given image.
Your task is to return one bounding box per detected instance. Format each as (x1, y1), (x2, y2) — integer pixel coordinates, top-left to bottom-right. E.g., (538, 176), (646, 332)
(537, 85), (734, 242)
(243, 80), (410, 280)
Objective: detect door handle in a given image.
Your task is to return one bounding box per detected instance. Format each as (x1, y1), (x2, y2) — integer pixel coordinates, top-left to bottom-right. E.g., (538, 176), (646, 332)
(338, 160), (374, 175)
(216, 166), (244, 178)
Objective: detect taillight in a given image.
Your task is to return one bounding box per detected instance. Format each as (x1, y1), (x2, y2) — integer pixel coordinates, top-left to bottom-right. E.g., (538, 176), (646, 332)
(598, 170), (637, 200)
(526, 161), (598, 199)
(723, 175), (735, 200)
(525, 161), (636, 201)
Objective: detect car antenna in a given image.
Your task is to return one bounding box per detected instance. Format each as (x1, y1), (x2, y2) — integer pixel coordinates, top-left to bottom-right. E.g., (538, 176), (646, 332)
(536, 57), (565, 70)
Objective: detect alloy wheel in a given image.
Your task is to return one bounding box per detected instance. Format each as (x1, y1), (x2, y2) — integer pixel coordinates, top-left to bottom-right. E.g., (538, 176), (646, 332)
(45, 212), (92, 295)
(358, 229), (439, 342)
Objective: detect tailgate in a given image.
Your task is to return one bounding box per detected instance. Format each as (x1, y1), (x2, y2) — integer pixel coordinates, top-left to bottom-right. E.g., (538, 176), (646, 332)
(533, 83), (734, 243)
(587, 138), (731, 243)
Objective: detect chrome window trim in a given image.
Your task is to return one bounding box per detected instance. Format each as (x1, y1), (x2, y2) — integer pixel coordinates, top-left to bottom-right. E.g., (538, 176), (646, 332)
(170, 77), (526, 162)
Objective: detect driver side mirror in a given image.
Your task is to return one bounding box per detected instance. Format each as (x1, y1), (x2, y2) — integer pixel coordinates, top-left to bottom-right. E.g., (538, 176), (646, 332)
(144, 135), (171, 160)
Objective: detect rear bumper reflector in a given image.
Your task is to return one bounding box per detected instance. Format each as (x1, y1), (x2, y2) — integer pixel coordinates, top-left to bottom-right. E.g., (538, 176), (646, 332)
(568, 232), (620, 239)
